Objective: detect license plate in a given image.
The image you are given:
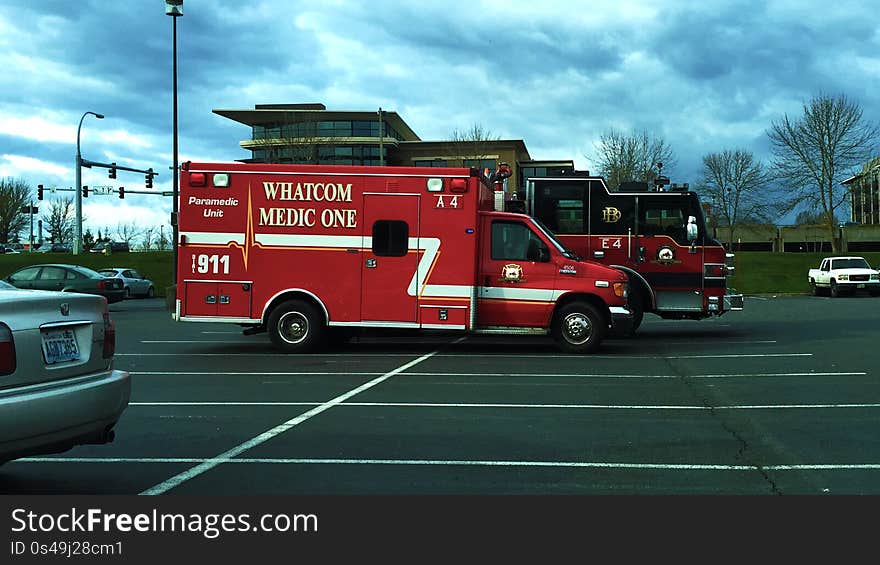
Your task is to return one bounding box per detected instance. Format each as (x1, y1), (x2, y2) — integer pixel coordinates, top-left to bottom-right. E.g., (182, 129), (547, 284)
(41, 328), (80, 364)
(857, 284), (865, 289)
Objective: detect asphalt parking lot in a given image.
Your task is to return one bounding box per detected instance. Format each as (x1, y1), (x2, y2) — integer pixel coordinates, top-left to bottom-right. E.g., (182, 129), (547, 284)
(3, 293), (880, 495)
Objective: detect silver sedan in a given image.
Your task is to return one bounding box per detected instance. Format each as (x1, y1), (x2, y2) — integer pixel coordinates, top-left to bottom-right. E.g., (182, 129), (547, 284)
(0, 280), (130, 464)
(97, 267), (156, 299)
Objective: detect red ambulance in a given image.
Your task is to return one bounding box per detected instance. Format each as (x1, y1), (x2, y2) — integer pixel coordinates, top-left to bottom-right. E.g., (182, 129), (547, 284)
(173, 162), (632, 353)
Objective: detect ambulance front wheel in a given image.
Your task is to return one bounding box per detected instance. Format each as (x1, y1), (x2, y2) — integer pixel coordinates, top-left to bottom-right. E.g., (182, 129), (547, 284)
(552, 302), (605, 354)
(268, 299), (326, 353)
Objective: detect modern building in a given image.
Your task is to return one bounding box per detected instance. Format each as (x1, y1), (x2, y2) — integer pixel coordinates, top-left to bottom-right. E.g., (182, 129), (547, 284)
(212, 103), (575, 197)
(842, 156), (880, 225)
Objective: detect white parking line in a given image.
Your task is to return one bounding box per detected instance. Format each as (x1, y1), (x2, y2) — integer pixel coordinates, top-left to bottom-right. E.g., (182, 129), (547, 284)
(17, 457), (880, 471)
(136, 370), (859, 378)
(118, 352), (814, 359)
(139, 341), (462, 496)
(127, 401), (880, 410)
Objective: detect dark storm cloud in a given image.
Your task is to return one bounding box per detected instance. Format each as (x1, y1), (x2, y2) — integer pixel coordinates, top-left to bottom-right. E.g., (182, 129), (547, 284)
(2, 0), (879, 230)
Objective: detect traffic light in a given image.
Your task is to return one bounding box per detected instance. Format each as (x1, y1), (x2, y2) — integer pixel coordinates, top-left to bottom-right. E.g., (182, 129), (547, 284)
(118, 186), (125, 199)
(37, 184), (43, 200)
(82, 185), (89, 198)
(145, 169), (153, 189)
(109, 163), (117, 179)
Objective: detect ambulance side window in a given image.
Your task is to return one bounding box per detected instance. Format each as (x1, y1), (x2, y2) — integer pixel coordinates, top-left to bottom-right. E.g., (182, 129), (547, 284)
(372, 220), (409, 257)
(491, 220), (542, 261)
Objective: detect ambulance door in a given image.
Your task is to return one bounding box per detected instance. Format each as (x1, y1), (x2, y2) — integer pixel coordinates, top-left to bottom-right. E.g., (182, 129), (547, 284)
(477, 218), (555, 327)
(361, 194), (420, 323)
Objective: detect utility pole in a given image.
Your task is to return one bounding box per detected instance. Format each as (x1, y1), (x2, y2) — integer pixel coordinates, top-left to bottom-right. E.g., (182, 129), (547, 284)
(75, 111), (104, 255)
(378, 107), (384, 166)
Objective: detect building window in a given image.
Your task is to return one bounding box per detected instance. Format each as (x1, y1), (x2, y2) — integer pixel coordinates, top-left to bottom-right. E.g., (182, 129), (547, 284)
(414, 160), (448, 167)
(463, 159), (496, 173)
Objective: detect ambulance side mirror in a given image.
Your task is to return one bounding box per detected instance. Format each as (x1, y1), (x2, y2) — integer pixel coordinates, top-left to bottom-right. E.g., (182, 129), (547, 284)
(686, 215), (698, 242)
(527, 240), (550, 262)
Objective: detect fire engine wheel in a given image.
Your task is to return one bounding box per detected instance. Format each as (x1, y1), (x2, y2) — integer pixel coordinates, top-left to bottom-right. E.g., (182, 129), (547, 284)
(552, 302), (605, 354)
(268, 300), (326, 353)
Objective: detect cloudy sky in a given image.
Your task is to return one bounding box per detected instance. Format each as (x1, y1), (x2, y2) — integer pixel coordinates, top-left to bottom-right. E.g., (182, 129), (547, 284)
(2, 0), (879, 240)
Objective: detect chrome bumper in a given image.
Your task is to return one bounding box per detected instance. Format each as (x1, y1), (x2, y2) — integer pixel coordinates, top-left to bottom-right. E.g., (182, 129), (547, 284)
(709, 293), (744, 313)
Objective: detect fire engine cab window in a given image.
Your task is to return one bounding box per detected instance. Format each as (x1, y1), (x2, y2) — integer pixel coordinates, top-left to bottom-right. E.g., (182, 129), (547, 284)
(491, 221), (542, 261)
(640, 204), (690, 244)
(372, 220), (409, 257)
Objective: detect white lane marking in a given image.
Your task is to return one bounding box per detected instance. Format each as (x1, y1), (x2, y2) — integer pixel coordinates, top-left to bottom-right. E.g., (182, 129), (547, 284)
(141, 339), (780, 345)
(118, 353), (815, 359)
(130, 371), (863, 378)
(16, 457), (880, 471)
(139, 342), (460, 496)
(127, 401), (880, 410)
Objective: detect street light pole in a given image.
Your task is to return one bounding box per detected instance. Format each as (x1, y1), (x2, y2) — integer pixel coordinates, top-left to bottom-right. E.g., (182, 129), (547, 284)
(166, 0), (183, 296)
(74, 111), (104, 255)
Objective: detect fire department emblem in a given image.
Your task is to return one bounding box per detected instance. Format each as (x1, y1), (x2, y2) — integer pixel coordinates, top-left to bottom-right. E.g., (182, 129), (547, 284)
(601, 207), (622, 223)
(500, 263), (525, 283)
(656, 245), (676, 264)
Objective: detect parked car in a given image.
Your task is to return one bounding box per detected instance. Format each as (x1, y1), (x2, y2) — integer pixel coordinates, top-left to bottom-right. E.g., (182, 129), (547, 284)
(97, 267), (156, 299)
(36, 242), (72, 253)
(0, 280), (130, 464)
(808, 256), (880, 297)
(1, 245), (21, 254)
(90, 241), (130, 254)
(3, 264), (127, 304)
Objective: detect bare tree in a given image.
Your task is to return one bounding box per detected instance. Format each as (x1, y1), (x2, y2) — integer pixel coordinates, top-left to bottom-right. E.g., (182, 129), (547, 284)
(592, 128), (676, 189)
(446, 123), (500, 171)
(112, 221), (144, 245)
(42, 197), (75, 244)
(140, 227), (155, 251)
(0, 177), (31, 243)
(251, 112), (321, 164)
(768, 92), (879, 251)
(699, 149), (773, 249)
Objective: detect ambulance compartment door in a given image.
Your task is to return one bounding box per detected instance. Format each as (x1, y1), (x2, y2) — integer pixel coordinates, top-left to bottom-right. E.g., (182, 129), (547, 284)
(361, 194), (420, 323)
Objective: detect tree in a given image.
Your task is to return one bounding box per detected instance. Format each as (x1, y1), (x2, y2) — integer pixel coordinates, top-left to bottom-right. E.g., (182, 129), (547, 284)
(592, 128), (676, 189)
(83, 228), (96, 251)
(111, 221), (144, 245)
(768, 93), (879, 251)
(446, 123), (500, 171)
(794, 209), (836, 225)
(42, 197), (75, 244)
(0, 177), (31, 243)
(699, 149), (773, 249)
(251, 112), (321, 164)
(140, 227), (155, 251)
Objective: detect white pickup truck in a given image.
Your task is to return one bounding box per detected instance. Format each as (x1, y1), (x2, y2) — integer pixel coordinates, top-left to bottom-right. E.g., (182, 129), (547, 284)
(808, 256), (880, 297)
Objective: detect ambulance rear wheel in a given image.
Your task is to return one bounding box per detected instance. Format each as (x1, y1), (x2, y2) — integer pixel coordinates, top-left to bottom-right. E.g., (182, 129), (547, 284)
(552, 302), (605, 354)
(268, 300), (325, 353)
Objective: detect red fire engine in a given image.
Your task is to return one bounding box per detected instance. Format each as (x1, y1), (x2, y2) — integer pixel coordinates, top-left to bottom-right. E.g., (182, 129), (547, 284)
(523, 172), (743, 334)
(173, 162), (632, 353)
